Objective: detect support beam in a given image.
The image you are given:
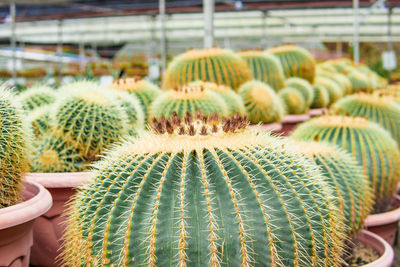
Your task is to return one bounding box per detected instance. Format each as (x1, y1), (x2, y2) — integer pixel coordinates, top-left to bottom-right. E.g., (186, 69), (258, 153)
(57, 19), (63, 77)
(10, 0), (16, 84)
(353, 0), (360, 63)
(203, 0), (214, 48)
(159, 0), (167, 73)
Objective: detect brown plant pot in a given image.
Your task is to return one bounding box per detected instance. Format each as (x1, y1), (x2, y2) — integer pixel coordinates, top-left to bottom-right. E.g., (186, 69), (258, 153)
(309, 107), (328, 117)
(248, 123), (282, 133)
(25, 172), (92, 267)
(276, 114), (310, 136)
(356, 230), (394, 267)
(364, 186), (400, 246)
(0, 181), (52, 267)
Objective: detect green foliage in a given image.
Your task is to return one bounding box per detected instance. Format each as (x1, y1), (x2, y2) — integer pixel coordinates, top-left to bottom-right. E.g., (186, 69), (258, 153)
(311, 84), (330, 109)
(27, 105), (54, 139)
(279, 87), (308, 114)
(290, 141), (373, 236)
(267, 44), (316, 83)
(149, 83), (228, 120)
(62, 115), (345, 267)
(285, 77), (314, 106)
(0, 87), (29, 208)
(314, 76), (343, 105)
(331, 93), (400, 146)
(239, 50), (286, 91)
(239, 80), (284, 123)
(30, 133), (87, 173)
(162, 47), (253, 91)
(17, 85), (56, 111)
(292, 115), (400, 211)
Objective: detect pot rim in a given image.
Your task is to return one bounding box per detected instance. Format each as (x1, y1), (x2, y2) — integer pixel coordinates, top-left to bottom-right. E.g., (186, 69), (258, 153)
(357, 229), (394, 267)
(248, 123), (283, 132)
(0, 180), (52, 230)
(282, 114), (310, 123)
(24, 172), (93, 188)
(364, 194), (400, 227)
(309, 107), (328, 116)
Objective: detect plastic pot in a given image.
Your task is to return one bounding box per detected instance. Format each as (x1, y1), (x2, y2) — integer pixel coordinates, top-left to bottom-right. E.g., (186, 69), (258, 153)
(276, 114), (310, 136)
(248, 122), (282, 133)
(356, 230), (394, 267)
(309, 107), (328, 117)
(25, 172), (92, 267)
(0, 180), (52, 267)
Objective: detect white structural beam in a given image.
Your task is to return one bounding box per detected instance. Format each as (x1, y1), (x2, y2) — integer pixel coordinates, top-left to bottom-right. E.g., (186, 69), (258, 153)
(159, 0), (166, 72)
(10, 0), (16, 83)
(203, 0), (214, 48)
(353, 0), (360, 63)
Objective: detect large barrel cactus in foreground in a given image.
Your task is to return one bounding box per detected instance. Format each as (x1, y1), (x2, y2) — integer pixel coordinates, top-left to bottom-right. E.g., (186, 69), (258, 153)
(239, 50), (286, 91)
(162, 47), (253, 91)
(290, 141), (373, 236)
(292, 115), (400, 211)
(62, 113), (345, 267)
(267, 45), (316, 84)
(0, 87), (29, 208)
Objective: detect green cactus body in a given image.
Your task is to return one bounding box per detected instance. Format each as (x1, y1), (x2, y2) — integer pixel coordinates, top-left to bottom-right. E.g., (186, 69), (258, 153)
(317, 63), (338, 73)
(348, 70), (371, 93)
(18, 85), (56, 111)
(59, 80), (99, 91)
(149, 83), (228, 120)
(0, 88), (29, 208)
(290, 141), (373, 236)
(239, 50), (286, 91)
(325, 59), (353, 74)
(314, 77), (343, 105)
(27, 105), (54, 139)
(192, 81), (246, 116)
(267, 45), (316, 84)
(311, 84), (330, 109)
(331, 94), (400, 146)
(109, 90), (145, 134)
(285, 77), (314, 107)
(239, 80), (284, 123)
(62, 114), (345, 267)
(316, 69), (352, 95)
(291, 115), (400, 211)
(31, 134), (87, 173)
(279, 87), (308, 114)
(109, 78), (161, 122)
(54, 87), (129, 159)
(162, 47), (253, 91)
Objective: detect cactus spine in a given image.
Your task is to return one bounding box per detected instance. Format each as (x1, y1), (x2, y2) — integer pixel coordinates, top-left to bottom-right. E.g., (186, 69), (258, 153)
(162, 47), (253, 91)
(314, 77), (343, 105)
(239, 80), (284, 123)
(62, 113), (345, 267)
(18, 85), (56, 111)
(290, 141), (373, 236)
(149, 83), (228, 120)
(279, 87), (308, 114)
(348, 70), (371, 93)
(27, 105), (54, 139)
(267, 45), (316, 84)
(0, 87), (29, 208)
(285, 77), (314, 107)
(239, 50), (286, 91)
(291, 115), (400, 211)
(331, 93), (400, 146)
(311, 84), (330, 109)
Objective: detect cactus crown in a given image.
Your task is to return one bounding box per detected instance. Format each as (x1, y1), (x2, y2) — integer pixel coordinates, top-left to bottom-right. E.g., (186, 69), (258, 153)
(62, 111), (346, 267)
(27, 105), (54, 139)
(279, 87), (308, 114)
(18, 85), (56, 111)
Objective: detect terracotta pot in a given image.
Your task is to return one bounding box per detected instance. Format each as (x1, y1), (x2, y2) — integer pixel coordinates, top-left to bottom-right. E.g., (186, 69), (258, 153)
(276, 114), (310, 136)
(0, 181), (52, 267)
(25, 172), (92, 267)
(248, 123), (282, 133)
(364, 188), (400, 246)
(309, 107), (328, 117)
(356, 230), (394, 267)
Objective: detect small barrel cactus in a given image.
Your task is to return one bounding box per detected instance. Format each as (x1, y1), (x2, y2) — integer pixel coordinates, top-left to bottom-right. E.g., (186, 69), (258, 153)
(285, 77), (314, 107)
(150, 83), (228, 120)
(17, 85), (56, 111)
(27, 105), (54, 139)
(314, 76), (343, 105)
(54, 87), (129, 159)
(31, 133), (87, 173)
(109, 78), (161, 122)
(62, 112), (345, 266)
(317, 69), (352, 95)
(239, 50), (286, 91)
(279, 87), (308, 114)
(331, 93), (400, 146)
(311, 84), (330, 109)
(290, 141), (373, 236)
(239, 80), (284, 123)
(0, 87), (29, 208)
(267, 44), (316, 83)
(191, 81), (246, 116)
(348, 70), (371, 93)
(291, 115), (400, 211)
(162, 47), (253, 91)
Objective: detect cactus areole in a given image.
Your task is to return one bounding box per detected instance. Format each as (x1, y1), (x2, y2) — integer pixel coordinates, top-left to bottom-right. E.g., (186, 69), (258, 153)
(62, 111), (344, 267)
